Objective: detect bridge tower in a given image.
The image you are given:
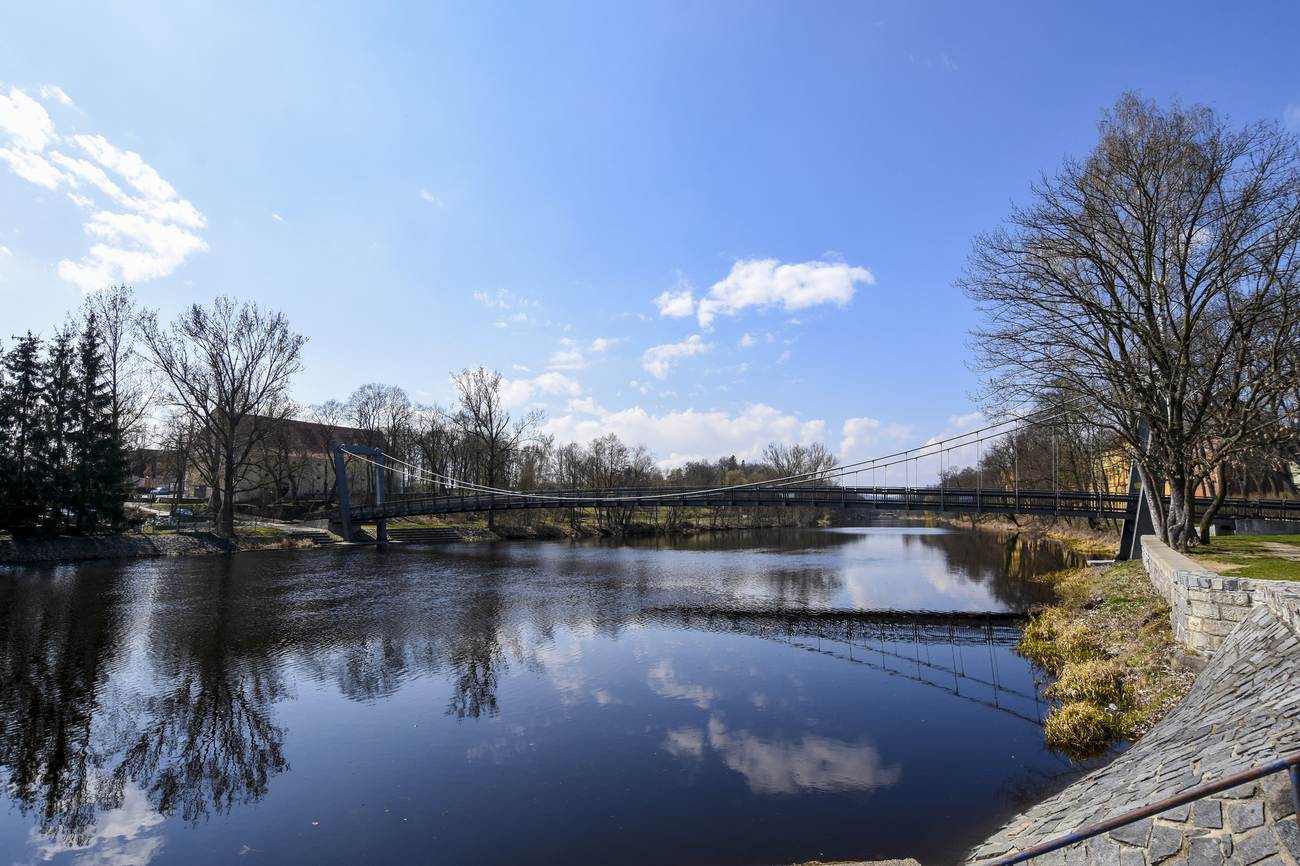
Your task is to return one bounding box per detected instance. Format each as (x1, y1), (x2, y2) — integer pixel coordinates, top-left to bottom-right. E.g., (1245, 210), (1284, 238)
(331, 445), (388, 544)
(1116, 457), (1155, 561)
(1115, 422), (1156, 561)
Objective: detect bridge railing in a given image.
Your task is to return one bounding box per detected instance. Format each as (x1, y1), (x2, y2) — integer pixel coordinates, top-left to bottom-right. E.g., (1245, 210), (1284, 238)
(343, 484), (1300, 523)
(350, 486), (1136, 519)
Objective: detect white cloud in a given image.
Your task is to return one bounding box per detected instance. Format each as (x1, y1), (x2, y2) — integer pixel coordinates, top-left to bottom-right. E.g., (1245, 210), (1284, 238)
(57, 210), (208, 290)
(839, 416), (914, 463)
(548, 336), (616, 370)
(944, 411), (985, 432)
(641, 334), (710, 379)
(776, 349), (792, 364)
(473, 288), (536, 311)
(921, 411), (987, 471)
(544, 401), (827, 469)
(71, 134), (179, 204)
(271, 212), (283, 222)
(499, 371), (583, 408)
(0, 245), (11, 257)
(833, 411), (995, 487)
(694, 258), (874, 327)
(566, 395), (604, 415)
(0, 86), (55, 151)
(0, 86), (207, 292)
(654, 287), (696, 318)
(0, 148), (64, 188)
(46, 150), (204, 227)
(739, 332), (755, 348)
(419, 188), (444, 206)
(39, 84), (74, 107)
(548, 347), (586, 369)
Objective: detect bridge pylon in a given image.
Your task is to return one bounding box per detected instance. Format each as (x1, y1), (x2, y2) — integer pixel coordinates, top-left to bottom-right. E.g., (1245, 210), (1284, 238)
(1116, 457), (1155, 561)
(331, 445), (388, 544)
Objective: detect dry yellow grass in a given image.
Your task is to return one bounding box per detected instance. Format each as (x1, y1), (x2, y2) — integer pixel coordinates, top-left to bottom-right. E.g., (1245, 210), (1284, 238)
(1017, 562), (1195, 757)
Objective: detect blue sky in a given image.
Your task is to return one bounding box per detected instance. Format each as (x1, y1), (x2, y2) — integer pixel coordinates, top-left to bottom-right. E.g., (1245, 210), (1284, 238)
(2, 1), (1298, 468)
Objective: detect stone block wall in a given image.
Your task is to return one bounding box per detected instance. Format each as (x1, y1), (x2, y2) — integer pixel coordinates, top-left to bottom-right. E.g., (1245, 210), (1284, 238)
(1140, 535), (1300, 653)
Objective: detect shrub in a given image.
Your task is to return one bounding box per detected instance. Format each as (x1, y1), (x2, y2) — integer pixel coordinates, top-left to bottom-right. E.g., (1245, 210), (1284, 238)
(1047, 659), (1130, 706)
(1044, 701), (1117, 757)
(1019, 610), (1102, 674)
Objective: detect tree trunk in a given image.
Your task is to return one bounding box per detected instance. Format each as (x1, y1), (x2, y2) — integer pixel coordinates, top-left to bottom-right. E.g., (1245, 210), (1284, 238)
(1133, 459), (1170, 546)
(1164, 469), (1199, 552)
(221, 442), (237, 538)
(1198, 462), (1230, 545)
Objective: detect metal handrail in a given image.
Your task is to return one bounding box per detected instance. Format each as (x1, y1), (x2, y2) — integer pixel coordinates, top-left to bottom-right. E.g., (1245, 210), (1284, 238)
(345, 486), (1300, 523)
(990, 750), (1300, 864)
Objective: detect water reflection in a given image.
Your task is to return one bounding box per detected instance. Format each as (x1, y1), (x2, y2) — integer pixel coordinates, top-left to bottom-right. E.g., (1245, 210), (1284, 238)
(665, 717), (903, 795)
(24, 784), (166, 866)
(0, 562), (288, 856)
(0, 527), (1083, 866)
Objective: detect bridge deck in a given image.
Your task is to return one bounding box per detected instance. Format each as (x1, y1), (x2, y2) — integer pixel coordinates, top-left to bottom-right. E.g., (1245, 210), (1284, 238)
(344, 485), (1300, 524)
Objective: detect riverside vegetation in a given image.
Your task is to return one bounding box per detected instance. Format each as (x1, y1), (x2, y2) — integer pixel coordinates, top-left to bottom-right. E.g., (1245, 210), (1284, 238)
(1018, 561), (1196, 758)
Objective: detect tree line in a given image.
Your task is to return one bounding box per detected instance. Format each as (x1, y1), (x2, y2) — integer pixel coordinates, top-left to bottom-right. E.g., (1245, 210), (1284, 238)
(295, 370), (837, 532)
(3, 289), (841, 540)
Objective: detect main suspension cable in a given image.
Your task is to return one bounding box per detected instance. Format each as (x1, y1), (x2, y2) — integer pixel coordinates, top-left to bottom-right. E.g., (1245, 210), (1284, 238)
(340, 400), (1086, 506)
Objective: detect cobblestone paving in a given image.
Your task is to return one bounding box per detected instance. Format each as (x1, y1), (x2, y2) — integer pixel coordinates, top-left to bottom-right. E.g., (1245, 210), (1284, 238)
(969, 605), (1300, 865)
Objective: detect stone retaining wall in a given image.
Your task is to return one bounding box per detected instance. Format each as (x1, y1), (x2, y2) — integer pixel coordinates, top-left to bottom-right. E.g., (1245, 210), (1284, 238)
(1141, 535), (1300, 653)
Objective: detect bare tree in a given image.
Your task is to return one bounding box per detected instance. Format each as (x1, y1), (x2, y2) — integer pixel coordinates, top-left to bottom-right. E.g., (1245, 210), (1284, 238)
(139, 298), (305, 537)
(964, 94), (1300, 549)
(346, 383), (412, 451)
(309, 400), (349, 507)
(761, 441), (836, 481)
(158, 409), (199, 516)
(82, 285), (155, 451)
(451, 367), (542, 529)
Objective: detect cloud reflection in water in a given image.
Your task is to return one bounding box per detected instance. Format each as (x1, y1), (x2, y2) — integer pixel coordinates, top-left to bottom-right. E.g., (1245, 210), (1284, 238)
(663, 716), (902, 795)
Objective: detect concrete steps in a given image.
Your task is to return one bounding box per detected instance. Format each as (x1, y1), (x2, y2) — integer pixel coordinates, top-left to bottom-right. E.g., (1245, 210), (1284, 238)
(387, 527), (463, 544)
(296, 530), (339, 546)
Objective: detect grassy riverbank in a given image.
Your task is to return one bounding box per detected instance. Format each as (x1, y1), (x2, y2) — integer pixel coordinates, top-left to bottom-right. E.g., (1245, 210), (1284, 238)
(389, 507), (827, 539)
(0, 527), (319, 564)
(1017, 561), (1195, 758)
(930, 513), (1120, 558)
(1188, 533), (1300, 581)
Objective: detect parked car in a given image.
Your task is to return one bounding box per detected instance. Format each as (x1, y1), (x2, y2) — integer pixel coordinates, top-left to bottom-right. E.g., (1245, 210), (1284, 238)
(147, 486), (172, 501)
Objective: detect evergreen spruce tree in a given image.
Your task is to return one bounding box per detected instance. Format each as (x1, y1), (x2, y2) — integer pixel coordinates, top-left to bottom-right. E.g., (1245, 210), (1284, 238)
(0, 333), (47, 533)
(41, 325), (78, 532)
(72, 315), (125, 531)
(0, 338), (9, 529)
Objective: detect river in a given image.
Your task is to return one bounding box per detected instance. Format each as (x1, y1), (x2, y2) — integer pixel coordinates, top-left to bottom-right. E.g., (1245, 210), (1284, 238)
(0, 524), (1089, 865)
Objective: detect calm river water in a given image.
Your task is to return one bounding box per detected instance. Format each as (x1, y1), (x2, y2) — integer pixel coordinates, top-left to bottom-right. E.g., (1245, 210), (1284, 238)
(0, 525), (1087, 865)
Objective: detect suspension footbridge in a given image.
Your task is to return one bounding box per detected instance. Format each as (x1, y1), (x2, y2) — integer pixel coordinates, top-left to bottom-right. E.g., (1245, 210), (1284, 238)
(328, 410), (1300, 559)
